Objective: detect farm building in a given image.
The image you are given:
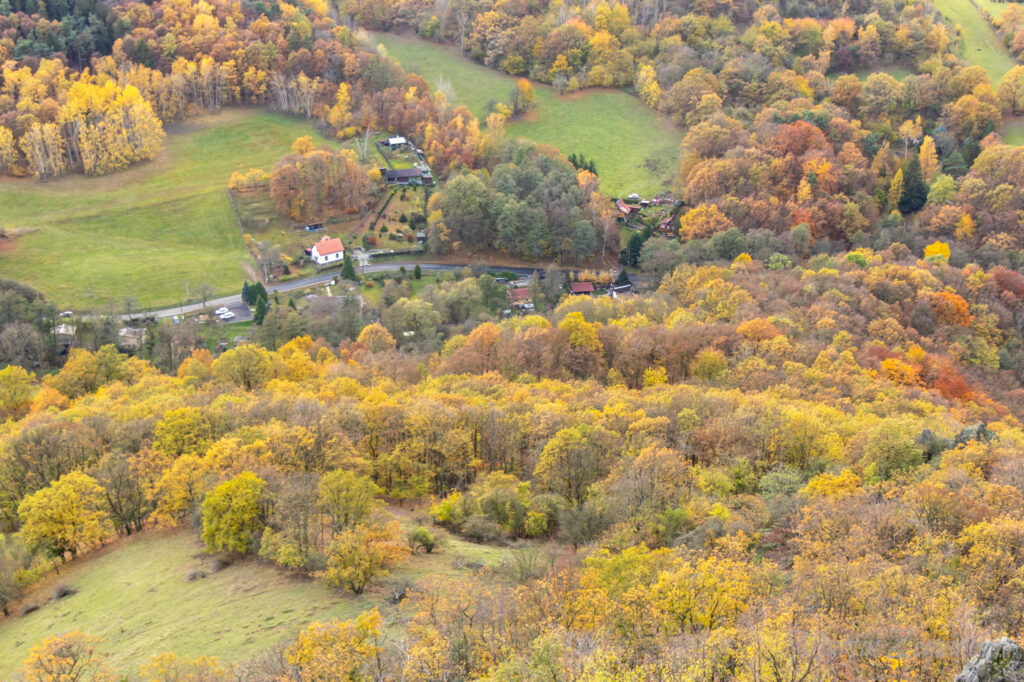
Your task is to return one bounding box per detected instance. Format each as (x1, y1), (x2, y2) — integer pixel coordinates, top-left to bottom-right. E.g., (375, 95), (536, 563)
(117, 327), (146, 350)
(382, 168), (431, 185)
(616, 199), (642, 218)
(609, 283), (633, 297)
(508, 286), (532, 307)
(311, 236), (345, 265)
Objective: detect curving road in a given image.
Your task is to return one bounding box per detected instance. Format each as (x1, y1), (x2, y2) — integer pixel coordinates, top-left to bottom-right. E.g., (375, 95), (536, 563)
(130, 262), (549, 320)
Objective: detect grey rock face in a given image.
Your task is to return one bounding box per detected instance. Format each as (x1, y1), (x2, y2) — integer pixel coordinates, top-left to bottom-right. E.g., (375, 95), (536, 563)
(956, 638), (1024, 682)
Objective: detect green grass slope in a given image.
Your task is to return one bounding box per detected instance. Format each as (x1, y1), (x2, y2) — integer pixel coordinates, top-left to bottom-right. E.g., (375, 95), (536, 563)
(0, 526), (515, 677)
(934, 0), (1017, 82)
(372, 32), (682, 197)
(0, 109), (326, 311)
(975, 0), (1022, 20)
(1003, 115), (1024, 143)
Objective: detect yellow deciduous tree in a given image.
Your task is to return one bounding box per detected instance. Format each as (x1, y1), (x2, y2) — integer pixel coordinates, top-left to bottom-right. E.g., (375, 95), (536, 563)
(534, 423), (618, 507)
(317, 469), (382, 533)
(919, 135), (940, 181)
(138, 652), (226, 681)
(356, 322), (396, 352)
(635, 64), (662, 108)
(320, 522), (407, 594)
(651, 556), (755, 632)
(0, 365), (36, 420)
(21, 632), (114, 682)
(285, 608), (383, 680)
(888, 168), (904, 210)
(18, 471), (111, 560)
(200, 471), (267, 554)
(678, 203), (735, 241)
(211, 344), (274, 390)
(924, 240), (951, 261)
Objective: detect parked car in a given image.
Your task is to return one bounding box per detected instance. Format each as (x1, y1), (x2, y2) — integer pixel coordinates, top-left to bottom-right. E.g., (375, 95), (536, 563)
(214, 307), (230, 315)
(218, 311), (235, 320)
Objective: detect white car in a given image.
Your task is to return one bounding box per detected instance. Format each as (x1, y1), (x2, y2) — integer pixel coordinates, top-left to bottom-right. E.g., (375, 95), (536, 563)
(218, 311), (235, 321)
(214, 306), (230, 315)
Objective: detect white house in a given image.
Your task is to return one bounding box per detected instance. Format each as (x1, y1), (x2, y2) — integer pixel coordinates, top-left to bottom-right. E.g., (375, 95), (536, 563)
(386, 136), (407, 147)
(311, 236), (344, 266)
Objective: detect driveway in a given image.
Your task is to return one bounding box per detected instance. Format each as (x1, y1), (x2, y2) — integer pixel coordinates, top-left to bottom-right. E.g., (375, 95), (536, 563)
(217, 301), (253, 323)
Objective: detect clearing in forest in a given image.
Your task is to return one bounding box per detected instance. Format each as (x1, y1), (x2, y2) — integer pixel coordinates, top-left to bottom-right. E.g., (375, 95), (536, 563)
(933, 0), (1017, 82)
(371, 32), (683, 197)
(0, 525), (517, 676)
(0, 109), (329, 311)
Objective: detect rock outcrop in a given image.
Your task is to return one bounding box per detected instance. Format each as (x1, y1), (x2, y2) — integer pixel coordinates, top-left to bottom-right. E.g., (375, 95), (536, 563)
(956, 638), (1024, 682)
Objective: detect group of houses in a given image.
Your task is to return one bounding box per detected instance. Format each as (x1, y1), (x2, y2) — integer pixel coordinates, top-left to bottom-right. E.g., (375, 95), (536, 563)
(50, 322), (147, 354)
(506, 276), (632, 311)
(616, 194), (679, 235)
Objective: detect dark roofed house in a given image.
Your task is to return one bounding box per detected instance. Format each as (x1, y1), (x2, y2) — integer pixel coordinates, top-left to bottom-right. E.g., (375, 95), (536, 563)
(381, 168), (423, 185)
(570, 281), (595, 295)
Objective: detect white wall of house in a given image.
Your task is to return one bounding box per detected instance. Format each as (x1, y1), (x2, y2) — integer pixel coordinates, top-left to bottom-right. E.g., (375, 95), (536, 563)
(312, 248), (342, 265)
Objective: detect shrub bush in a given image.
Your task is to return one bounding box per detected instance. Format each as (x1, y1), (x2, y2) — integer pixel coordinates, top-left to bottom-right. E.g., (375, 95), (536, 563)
(407, 527), (436, 553)
(461, 514), (503, 543)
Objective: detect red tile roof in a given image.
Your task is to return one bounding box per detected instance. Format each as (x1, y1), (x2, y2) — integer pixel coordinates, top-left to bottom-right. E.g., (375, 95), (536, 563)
(570, 281), (595, 294)
(508, 287), (532, 302)
(314, 236), (344, 256)
(617, 199), (642, 214)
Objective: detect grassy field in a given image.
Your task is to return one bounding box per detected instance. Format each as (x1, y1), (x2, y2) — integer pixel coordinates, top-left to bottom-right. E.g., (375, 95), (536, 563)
(1004, 115), (1024, 144)
(371, 32), (683, 197)
(0, 523), (522, 676)
(856, 65), (914, 81)
(933, 0), (1017, 82)
(0, 109), (330, 311)
(975, 0), (1021, 20)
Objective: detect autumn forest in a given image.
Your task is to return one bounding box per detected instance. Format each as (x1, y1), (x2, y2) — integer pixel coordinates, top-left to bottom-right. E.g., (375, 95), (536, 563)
(4, 0), (1024, 679)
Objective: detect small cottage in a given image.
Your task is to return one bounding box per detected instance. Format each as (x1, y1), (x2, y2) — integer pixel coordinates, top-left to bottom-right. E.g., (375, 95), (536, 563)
(311, 236), (345, 266)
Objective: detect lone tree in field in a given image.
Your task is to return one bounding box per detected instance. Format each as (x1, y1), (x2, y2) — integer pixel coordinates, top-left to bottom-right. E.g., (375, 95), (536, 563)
(201, 471), (267, 554)
(20, 631), (112, 681)
(510, 78), (536, 115)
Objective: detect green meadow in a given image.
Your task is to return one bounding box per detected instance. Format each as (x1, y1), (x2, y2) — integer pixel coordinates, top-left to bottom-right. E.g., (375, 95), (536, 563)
(0, 109), (329, 311)
(974, 0), (1022, 20)
(0, 525), (517, 676)
(371, 32), (683, 197)
(933, 0), (1017, 82)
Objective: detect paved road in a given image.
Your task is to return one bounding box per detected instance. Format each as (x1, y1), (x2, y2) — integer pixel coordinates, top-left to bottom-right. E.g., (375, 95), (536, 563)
(127, 262), (549, 320)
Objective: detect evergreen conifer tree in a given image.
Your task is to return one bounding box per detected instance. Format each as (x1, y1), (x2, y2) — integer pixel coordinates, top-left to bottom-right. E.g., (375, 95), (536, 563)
(341, 252), (357, 281)
(898, 155), (928, 214)
(254, 296), (268, 325)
